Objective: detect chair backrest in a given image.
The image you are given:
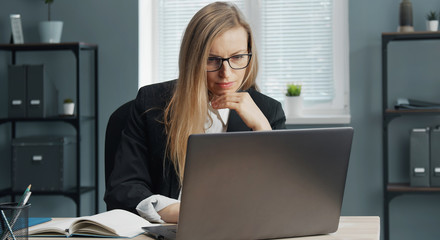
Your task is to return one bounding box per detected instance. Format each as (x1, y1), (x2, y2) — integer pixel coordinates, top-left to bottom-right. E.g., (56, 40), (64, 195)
(104, 100), (134, 191)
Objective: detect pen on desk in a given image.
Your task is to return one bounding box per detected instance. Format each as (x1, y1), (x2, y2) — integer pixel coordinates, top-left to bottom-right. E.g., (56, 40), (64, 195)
(0, 210), (17, 240)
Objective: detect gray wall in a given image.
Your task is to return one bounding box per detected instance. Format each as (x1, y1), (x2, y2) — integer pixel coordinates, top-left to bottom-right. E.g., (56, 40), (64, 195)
(349, 1), (440, 240)
(1, 0), (440, 239)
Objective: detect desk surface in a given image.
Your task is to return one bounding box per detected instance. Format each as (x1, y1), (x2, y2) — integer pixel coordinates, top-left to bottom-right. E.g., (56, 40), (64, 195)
(29, 216), (380, 240)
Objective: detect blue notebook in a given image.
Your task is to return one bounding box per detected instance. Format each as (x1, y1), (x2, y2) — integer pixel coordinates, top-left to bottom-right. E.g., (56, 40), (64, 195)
(29, 218), (52, 227)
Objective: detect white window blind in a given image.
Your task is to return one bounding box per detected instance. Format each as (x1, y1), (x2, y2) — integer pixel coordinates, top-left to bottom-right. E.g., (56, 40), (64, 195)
(157, 0), (245, 83)
(141, 0), (350, 123)
(259, 0), (333, 103)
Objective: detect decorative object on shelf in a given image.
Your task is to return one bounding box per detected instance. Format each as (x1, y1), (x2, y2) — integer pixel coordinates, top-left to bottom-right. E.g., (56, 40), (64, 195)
(63, 98), (74, 115)
(425, 11), (439, 31)
(284, 83), (302, 117)
(9, 14), (24, 44)
(39, 0), (63, 43)
(398, 0), (414, 32)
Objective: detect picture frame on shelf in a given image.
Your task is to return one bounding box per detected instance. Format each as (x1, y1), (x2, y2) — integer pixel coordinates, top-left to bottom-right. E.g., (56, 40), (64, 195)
(10, 14), (24, 44)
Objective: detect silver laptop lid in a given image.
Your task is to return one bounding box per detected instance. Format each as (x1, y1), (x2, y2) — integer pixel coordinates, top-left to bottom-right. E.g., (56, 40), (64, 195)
(177, 127), (353, 240)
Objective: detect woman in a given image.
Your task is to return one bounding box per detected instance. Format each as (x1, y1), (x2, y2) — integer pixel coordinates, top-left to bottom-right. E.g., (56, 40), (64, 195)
(104, 2), (286, 223)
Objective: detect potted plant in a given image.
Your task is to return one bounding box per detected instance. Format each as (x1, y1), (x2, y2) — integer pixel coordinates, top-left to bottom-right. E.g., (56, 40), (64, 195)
(285, 83), (302, 117)
(426, 10), (439, 31)
(63, 98), (75, 115)
(39, 0), (63, 43)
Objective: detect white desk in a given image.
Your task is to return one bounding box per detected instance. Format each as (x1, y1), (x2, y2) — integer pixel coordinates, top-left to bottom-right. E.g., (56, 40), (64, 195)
(29, 216), (380, 240)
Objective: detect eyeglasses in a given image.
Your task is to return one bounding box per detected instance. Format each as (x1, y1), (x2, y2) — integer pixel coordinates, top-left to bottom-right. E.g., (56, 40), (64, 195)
(206, 53), (252, 72)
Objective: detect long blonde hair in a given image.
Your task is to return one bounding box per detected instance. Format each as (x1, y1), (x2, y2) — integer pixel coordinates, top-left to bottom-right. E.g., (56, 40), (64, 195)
(163, 2), (259, 185)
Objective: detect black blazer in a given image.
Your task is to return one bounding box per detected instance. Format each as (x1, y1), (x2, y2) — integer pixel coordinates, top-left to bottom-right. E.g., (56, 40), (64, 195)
(104, 80), (286, 213)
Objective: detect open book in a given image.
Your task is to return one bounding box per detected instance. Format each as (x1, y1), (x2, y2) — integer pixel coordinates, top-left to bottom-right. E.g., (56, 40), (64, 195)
(29, 209), (154, 238)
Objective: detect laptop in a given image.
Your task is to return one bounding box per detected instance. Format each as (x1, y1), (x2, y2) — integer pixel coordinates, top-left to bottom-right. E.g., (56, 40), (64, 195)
(143, 127), (354, 240)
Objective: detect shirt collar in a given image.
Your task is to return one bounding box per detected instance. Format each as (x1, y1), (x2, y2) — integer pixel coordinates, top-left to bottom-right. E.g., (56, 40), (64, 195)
(217, 108), (229, 126)
(208, 102), (230, 127)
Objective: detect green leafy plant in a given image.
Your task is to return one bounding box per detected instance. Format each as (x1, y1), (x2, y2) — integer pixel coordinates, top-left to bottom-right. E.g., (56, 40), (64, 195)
(44, 0), (54, 21)
(426, 11), (439, 21)
(286, 84), (302, 97)
(64, 98), (73, 104)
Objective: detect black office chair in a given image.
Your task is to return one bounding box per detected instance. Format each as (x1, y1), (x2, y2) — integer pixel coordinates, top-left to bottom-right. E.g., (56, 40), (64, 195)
(104, 100), (134, 192)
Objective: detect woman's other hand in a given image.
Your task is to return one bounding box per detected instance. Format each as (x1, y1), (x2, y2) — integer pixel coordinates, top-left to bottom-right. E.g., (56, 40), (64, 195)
(158, 202), (180, 223)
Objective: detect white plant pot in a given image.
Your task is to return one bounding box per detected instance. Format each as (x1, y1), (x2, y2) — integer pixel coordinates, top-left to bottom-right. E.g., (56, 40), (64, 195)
(285, 96), (302, 117)
(63, 103), (75, 115)
(39, 21), (63, 43)
(427, 20), (439, 31)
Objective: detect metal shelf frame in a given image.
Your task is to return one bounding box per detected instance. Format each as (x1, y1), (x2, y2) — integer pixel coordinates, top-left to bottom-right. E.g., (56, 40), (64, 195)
(0, 42), (99, 216)
(382, 32), (440, 240)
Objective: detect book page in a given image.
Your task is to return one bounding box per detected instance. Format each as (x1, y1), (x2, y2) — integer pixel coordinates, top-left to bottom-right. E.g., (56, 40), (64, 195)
(28, 218), (76, 236)
(69, 209), (153, 238)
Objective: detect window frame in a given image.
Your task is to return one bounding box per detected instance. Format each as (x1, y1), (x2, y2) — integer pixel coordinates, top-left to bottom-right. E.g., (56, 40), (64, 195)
(139, 0), (350, 124)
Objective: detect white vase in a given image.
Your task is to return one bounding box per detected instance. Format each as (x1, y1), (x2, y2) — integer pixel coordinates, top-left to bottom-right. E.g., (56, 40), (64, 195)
(427, 20), (439, 31)
(285, 96), (302, 117)
(39, 21), (63, 43)
(63, 102), (75, 115)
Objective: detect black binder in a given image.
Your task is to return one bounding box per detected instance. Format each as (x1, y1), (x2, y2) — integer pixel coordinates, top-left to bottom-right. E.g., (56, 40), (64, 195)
(430, 127), (440, 187)
(410, 128), (430, 187)
(8, 64), (58, 118)
(26, 65), (58, 118)
(8, 65), (27, 118)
